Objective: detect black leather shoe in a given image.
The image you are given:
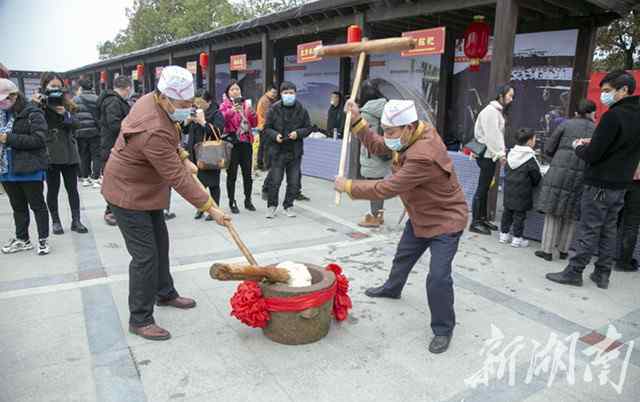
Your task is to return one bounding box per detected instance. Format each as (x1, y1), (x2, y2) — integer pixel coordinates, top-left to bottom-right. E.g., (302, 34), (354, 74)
(559, 252), (569, 260)
(71, 220), (88, 234)
(194, 211), (204, 220)
(481, 220), (498, 231)
(546, 267), (583, 287)
(535, 250), (553, 262)
(469, 222), (491, 235)
(230, 201), (240, 214)
(589, 272), (610, 289)
(164, 211), (176, 220)
(296, 193), (311, 201)
(245, 199), (257, 211)
(52, 221), (64, 235)
(364, 285), (400, 299)
(429, 335), (452, 354)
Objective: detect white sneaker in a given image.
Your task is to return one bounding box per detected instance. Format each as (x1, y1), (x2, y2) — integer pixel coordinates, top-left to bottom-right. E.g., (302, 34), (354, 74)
(284, 207), (296, 218)
(499, 232), (512, 244)
(1, 238), (33, 254)
(37, 238), (50, 255)
(511, 237), (529, 248)
(266, 206), (277, 219)
(81, 178), (92, 187)
(92, 180), (101, 189)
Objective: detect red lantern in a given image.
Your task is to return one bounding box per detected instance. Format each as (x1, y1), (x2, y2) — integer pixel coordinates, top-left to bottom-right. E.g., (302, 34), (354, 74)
(464, 15), (491, 72)
(100, 71), (107, 83)
(136, 64), (144, 80)
(347, 25), (362, 43)
(63, 78), (70, 87)
(199, 52), (209, 70)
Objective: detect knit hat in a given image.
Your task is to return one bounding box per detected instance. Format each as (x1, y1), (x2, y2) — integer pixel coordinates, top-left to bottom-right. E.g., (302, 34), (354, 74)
(381, 100), (418, 127)
(157, 66), (194, 100)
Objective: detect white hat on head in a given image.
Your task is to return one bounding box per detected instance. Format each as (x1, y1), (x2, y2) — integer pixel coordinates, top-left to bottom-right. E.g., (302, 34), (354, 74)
(157, 66), (194, 100)
(0, 78), (18, 101)
(381, 99), (418, 127)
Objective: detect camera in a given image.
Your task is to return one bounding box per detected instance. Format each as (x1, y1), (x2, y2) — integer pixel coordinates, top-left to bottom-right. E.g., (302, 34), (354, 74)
(232, 96), (245, 105)
(42, 88), (65, 108)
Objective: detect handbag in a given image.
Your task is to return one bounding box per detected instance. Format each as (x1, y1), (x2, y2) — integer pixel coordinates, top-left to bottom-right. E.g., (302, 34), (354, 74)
(463, 138), (487, 157)
(194, 124), (233, 170)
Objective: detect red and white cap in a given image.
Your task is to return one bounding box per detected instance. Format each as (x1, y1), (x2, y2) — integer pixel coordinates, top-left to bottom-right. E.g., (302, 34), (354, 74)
(0, 78), (18, 101)
(381, 100), (418, 127)
(157, 66), (194, 100)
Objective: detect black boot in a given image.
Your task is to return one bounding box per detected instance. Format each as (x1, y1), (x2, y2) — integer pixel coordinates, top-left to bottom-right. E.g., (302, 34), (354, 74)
(364, 285), (401, 299)
(469, 221), (491, 235)
(481, 220), (498, 231)
(50, 210), (64, 235)
(71, 210), (88, 234)
(429, 335), (452, 354)
(546, 266), (583, 287)
(229, 200), (240, 214)
(535, 250), (553, 262)
(244, 199), (256, 211)
(589, 270), (610, 289)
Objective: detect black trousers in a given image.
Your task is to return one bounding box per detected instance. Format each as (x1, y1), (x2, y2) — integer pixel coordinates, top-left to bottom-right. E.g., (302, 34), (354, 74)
(569, 186), (626, 275)
(77, 137), (102, 179)
(500, 209), (527, 237)
(268, 153), (301, 209)
(110, 205), (179, 327)
(617, 181), (640, 269)
(472, 157), (496, 222)
(257, 134), (267, 170)
(381, 221), (461, 336)
(3, 181), (49, 241)
(46, 164), (80, 216)
(226, 142), (253, 202)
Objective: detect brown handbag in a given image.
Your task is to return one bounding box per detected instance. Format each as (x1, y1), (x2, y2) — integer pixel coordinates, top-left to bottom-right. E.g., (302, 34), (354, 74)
(194, 124), (233, 170)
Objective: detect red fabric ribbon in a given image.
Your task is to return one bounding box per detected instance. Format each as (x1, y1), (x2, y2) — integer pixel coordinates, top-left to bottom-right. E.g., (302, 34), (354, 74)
(229, 264), (352, 328)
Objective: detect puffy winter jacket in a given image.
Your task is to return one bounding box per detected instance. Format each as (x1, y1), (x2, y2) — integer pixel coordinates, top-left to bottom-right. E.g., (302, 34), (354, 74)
(4, 103), (49, 174)
(96, 90), (130, 160)
(73, 91), (99, 139)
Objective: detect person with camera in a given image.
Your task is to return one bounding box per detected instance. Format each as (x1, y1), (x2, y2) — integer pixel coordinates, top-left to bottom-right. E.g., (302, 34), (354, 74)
(263, 81), (313, 219)
(73, 78), (101, 189)
(96, 75), (132, 226)
(219, 81), (258, 214)
(0, 79), (51, 255)
(35, 72), (87, 235)
(183, 94), (225, 220)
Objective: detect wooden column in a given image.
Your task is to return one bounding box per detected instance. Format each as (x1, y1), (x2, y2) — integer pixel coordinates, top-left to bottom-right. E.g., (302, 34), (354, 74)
(487, 0), (519, 221)
(275, 45), (285, 87)
(208, 46), (216, 98)
(168, 51), (174, 65)
(261, 33), (274, 93)
(120, 64), (125, 75)
(568, 22), (597, 116)
(196, 60), (203, 90)
(436, 28), (457, 137)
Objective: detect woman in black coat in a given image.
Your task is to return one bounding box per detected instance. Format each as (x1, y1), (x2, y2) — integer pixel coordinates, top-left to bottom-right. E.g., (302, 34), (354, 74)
(37, 72), (87, 235)
(183, 95), (225, 220)
(0, 81), (51, 255)
(535, 99), (597, 261)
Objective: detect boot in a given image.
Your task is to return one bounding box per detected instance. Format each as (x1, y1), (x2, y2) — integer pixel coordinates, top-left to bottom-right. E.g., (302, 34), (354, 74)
(358, 213), (381, 228)
(244, 198), (256, 211)
(469, 221), (491, 235)
(375, 210), (385, 225)
(229, 200), (240, 214)
(589, 270), (610, 289)
(71, 210), (88, 234)
(546, 266), (583, 287)
(50, 210), (64, 235)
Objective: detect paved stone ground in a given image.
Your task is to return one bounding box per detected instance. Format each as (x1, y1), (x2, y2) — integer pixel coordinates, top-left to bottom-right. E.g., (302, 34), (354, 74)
(1, 173), (639, 402)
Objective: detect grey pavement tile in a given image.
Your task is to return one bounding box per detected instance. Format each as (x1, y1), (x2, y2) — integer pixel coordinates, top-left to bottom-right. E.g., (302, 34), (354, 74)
(0, 288), (84, 327)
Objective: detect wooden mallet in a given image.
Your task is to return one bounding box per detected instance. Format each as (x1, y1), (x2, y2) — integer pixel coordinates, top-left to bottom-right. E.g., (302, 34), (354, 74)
(313, 32), (417, 205)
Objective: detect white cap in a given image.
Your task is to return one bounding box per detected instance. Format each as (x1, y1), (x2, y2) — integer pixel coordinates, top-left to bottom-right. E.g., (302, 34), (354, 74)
(157, 66), (194, 100)
(0, 78), (18, 101)
(381, 100), (418, 127)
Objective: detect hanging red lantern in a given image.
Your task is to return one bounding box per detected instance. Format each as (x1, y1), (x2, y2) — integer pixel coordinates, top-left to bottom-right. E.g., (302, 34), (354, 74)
(464, 15), (491, 72)
(199, 52), (209, 70)
(136, 64), (144, 80)
(347, 25), (362, 43)
(100, 70), (107, 83)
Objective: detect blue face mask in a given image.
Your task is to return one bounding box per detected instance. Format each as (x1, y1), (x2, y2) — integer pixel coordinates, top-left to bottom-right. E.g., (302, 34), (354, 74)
(384, 137), (404, 152)
(282, 94), (296, 106)
(169, 107), (192, 122)
(600, 91), (616, 107)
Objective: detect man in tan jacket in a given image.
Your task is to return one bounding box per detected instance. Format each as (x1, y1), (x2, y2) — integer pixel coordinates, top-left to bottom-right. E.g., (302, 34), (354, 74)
(335, 100), (468, 354)
(102, 66), (230, 341)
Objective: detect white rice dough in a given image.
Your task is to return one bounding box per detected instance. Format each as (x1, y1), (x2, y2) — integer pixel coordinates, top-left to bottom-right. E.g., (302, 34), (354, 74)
(277, 261), (312, 287)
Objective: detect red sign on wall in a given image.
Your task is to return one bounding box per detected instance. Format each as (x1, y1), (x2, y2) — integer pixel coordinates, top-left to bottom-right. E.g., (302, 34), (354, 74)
(401, 27), (446, 57)
(230, 54), (247, 71)
(297, 41), (323, 64)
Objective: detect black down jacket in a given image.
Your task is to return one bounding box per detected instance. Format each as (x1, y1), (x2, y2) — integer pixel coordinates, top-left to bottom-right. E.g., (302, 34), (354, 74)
(96, 90), (130, 161)
(536, 117), (595, 218)
(263, 100), (313, 160)
(503, 145), (542, 212)
(5, 103), (49, 174)
(73, 91), (100, 139)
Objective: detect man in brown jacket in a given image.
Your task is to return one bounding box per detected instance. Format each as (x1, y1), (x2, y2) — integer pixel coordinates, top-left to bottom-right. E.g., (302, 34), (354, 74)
(335, 99), (468, 354)
(102, 66), (230, 341)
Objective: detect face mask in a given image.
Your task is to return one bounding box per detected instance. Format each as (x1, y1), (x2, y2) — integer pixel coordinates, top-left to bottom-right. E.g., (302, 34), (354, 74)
(282, 94), (296, 106)
(169, 108), (192, 122)
(600, 91), (616, 107)
(0, 98), (14, 110)
(384, 137), (404, 152)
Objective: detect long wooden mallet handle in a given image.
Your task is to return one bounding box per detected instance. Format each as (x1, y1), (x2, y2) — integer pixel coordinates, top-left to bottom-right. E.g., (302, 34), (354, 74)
(314, 37), (417, 58)
(192, 174), (258, 265)
(335, 51), (367, 205)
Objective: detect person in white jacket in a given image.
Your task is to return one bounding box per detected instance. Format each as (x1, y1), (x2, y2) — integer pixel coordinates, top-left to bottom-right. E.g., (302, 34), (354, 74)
(469, 84), (514, 235)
